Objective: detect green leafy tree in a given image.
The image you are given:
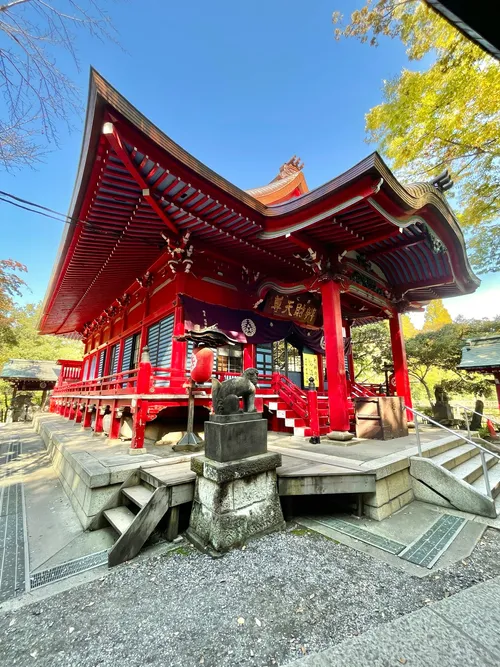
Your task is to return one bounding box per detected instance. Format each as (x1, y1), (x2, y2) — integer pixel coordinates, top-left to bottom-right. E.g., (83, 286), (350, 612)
(406, 317), (500, 406)
(352, 321), (392, 382)
(332, 1), (500, 273)
(422, 299), (452, 332)
(0, 302), (83, 411)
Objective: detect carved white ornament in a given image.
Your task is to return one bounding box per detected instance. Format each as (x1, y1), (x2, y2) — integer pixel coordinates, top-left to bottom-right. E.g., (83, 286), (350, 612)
(241, 318), (257, 337)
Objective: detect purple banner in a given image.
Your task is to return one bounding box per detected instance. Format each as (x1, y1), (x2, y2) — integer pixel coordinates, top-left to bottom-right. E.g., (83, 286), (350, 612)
(180, 295), (326, 354)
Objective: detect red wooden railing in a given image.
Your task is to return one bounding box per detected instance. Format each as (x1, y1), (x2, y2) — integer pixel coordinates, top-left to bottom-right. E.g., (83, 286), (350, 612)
(272, 372), (309, 420)
(351, 381), (386, 398)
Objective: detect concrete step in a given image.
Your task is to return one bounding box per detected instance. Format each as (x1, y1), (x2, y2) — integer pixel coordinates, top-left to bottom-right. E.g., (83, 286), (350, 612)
(451, 453), (497, 486)
(122, 485), (154, 508)
(431, 443), (478, 471)
(471, 461), (500, 499)
(104, 506), (136, 535)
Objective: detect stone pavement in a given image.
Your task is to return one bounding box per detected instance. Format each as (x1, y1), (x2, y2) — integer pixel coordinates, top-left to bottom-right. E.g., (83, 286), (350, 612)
(293, 576), (500, 667)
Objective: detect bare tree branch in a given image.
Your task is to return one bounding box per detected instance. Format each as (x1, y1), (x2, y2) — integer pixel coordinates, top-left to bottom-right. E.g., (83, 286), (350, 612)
(0, 0), (120, 170)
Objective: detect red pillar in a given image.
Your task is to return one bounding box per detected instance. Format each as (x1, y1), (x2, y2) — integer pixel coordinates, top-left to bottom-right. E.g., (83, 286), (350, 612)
(131, 348), (152, 451)
(389, 312), (413, 420)
(243, 344), (256, 369)
(75, 403), (83, 424)
(83, 402), (93, 428)
(131, 400), (147, 450)
(321, 280), (350, 432)
(495, 374), (500, 413)
(94, 401), (104, 433)
(109, 400), (121, 439)
(171, 299), (187, 388)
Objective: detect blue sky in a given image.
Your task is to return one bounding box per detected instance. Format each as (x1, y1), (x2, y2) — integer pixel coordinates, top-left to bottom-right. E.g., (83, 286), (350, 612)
(1, 0), (498, 323)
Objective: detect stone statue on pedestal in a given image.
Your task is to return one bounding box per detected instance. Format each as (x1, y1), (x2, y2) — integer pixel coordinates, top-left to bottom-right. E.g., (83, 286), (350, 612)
(433, 385), (454, 425)
(187, 370), (285, 554)
(211, 368), (258, 415)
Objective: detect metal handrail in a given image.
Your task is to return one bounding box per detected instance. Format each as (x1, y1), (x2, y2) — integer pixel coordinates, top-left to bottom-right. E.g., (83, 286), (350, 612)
(455, 403), (500, 430)
(404, 404), (500, 500)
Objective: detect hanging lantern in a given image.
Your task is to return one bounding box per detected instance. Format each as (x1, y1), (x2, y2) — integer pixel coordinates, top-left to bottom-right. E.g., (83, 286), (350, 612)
(190, 346), (214, 384)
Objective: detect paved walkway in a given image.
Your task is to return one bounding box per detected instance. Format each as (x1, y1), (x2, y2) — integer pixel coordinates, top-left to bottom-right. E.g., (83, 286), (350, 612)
(293, 576), (500, 667)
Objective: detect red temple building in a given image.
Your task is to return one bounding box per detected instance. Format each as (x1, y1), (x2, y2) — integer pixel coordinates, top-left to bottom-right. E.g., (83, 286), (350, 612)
(42, 70), (480, 450)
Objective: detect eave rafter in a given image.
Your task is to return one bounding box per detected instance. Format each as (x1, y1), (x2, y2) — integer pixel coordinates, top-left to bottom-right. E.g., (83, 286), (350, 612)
(103, 122), (308, 278)
(103, 122), (178, 235)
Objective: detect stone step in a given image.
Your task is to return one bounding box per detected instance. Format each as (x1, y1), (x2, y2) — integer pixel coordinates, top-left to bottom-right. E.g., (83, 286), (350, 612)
(430, 443), (478, 471)
(422, 436), (467, 460)
(104, 506), (136, 535)
(451, 453), (497, 485)
(471, 460), (500, 499)
(122, 485), (154, 508)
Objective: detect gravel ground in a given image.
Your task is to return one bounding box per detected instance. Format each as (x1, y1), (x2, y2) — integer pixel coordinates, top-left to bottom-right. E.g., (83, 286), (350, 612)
(2, 526), (500, 667)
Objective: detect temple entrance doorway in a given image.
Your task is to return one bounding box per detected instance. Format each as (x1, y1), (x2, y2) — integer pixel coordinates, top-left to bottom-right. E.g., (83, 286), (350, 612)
(273, 340), (302, 387)
(254, 340), (303, 387)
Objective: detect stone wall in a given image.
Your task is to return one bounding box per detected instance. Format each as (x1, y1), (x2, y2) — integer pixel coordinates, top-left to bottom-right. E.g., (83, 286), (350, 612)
(33, 415), (121, 528)
(363, 468), (414, 521)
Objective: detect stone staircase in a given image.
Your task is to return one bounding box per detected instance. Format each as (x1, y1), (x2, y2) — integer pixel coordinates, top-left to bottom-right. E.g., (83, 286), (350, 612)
(410, 436), (500, 518)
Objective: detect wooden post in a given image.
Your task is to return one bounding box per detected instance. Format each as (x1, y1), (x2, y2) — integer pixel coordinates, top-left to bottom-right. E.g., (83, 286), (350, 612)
(307, 378), (320, 444)
(40, 388), (48, 410)
(320, 280), (350, 433)
(166, 506), (180, 541)
(389, 312), (413, 421)
(171, 299), (187, 388)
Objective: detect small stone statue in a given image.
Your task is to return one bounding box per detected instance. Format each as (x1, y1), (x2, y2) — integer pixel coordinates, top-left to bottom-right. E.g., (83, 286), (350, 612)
(433, 384), (454, 425)
(211, 369), (259, 415)
(470, 399), (484, 431)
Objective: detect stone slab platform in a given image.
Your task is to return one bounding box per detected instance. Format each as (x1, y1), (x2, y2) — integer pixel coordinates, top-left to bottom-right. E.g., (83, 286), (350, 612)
(32, 414), (199, 528)
(32, 415), (471, 528)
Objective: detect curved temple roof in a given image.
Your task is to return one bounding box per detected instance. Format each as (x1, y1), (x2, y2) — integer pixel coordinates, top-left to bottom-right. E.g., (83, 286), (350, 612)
(247, 156), (309, 205)
(40, 70), (479, 336)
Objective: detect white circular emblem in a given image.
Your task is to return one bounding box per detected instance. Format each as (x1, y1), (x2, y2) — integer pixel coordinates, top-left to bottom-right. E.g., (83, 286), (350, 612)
(320, 335), (326, 350)
(241, 318), (257, 337)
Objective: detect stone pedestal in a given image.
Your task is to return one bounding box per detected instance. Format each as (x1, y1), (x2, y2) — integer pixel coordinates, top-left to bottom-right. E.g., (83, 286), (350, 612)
(187, 413), (285, 554)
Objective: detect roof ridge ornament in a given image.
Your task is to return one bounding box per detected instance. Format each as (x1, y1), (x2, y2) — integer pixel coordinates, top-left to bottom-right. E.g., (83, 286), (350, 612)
(274, 156), (304, 181)
(430, 169), (454, 193)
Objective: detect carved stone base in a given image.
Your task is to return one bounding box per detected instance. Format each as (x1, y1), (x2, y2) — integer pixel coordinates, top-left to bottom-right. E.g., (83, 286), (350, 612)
(187, 452), (285, 554)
